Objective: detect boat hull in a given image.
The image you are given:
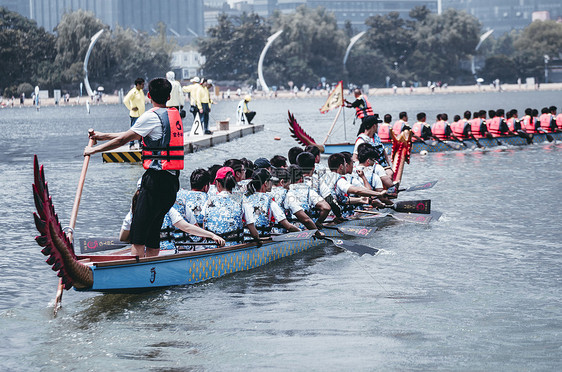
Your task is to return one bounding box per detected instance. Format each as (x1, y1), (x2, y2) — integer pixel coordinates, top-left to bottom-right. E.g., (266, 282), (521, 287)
(323, 132), (562, 154)
(78, 226), (359, 293)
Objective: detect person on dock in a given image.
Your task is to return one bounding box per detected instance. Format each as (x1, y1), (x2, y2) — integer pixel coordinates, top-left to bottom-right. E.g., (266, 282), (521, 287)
(84, 77), (183, 258)
(196, 78), (213, 134)
(237, 95), (256, 125)
(202, 167), (261, 246)
(345, 88), (374, 121)
(123, 77), (145, 149)
(183, 77), (201, 120)
(165, 71), (185, 115)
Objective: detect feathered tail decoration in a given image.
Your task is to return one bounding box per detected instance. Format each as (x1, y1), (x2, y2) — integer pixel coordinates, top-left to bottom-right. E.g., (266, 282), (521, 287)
(288, 111), (325, 152)
(33, 155), (93, 290)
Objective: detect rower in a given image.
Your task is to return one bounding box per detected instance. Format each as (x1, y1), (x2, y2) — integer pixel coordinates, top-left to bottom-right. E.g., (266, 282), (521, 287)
(284, 164), (330, 230)
(270, 154), (288, 168)
(326, 153), (389, 213)
(202, 167), (261, 246)
(392, 111), (410, 137)
(411, 112), (433, 142)
(431, 113), (453, 141)
(539, 107), (556, 133)
(296, 152), (333, 224)
(176, 168), (210, 226)
(245, 168), (300, 236)
(223, 158), (247, 193)
(521, 108), (538, 134)
(354, 143), (394, 203)
(353, 115), (394, 182)
(555, 106), (562, 131)
(378, 114), (392, 143)
(288, 146), (304, 165)
(488, 109), (513, 137)
(506, 109), (521, 132)
(451, 110), (472, 140)
(549, 106), (561, 132)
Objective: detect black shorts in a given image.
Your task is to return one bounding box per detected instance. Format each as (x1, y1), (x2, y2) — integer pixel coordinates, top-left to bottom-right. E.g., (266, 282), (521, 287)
(130, 169), (180, 249)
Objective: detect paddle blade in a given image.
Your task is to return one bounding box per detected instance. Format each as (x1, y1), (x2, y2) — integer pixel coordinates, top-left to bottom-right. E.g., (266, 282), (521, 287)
(337, 225), (377, 238)
(403, 180), (438, 192)
(443, 140), (464, 150)
(392, 200), (431, 214)
(79, 238), (128, 254)
(323, 237), (378, 256)
(271, 230), (317, 242)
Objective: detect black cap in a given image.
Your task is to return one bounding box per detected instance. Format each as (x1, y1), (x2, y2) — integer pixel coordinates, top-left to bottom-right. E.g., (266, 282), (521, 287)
(362, 115), (382, 126)
(254, 157), (271, 169)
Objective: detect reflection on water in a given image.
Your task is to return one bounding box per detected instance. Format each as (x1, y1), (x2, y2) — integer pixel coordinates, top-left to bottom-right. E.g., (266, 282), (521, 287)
(0, 91), (561, 370)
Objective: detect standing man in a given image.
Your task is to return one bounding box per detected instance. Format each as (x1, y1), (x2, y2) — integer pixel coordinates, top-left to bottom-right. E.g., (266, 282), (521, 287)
(123, 77), (145, 149)
(166, 71), (185, 114)
(84, 78), (183, 258)
(345, 88), (374, 120)
(183, 77), (201, 120)
(198, 78), (213, 134)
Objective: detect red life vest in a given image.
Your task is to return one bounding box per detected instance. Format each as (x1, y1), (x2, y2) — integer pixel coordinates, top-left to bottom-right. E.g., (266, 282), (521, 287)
(557, 113), (562, 129)
(354, 95), (374, 119)
(506, 118), (518, 132)
(470, 118), (485, 138)
(411, 122), (423, 141)
(432, 121), (447, 140)
(522, 115), (537, 133)
(378, 123), (391, 142)
(451, 119), (468, 139)
(392, 120), (406, 136)
(142, 107), (184, 171)
(539, 113), (553, 132)
(488, 117), (503, 137)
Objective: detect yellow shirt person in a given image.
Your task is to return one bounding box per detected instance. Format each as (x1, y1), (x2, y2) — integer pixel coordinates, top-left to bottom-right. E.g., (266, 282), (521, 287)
(124, 78), (145, 120)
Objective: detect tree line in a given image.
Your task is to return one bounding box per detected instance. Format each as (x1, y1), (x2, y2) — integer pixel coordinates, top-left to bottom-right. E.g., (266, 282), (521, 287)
(2, 5), (561, 97)
(0, 7), (172, 97)
(200, 5), (562, 88)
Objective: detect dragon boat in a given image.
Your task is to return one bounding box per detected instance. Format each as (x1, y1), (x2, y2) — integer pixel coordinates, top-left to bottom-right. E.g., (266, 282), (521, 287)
(288, 112), (562, 155)
(32, 147), (433, 294)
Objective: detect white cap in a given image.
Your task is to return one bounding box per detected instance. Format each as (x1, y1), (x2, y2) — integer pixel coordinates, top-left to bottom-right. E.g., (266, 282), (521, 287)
(190, 76), (200, 83)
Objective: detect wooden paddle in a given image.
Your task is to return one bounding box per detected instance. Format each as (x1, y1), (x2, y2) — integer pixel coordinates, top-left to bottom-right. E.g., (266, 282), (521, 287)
(79, 238), (127, 254)
(515, 130), (533, 144)
(322, 236), (379, 256)
(271, 230), (318, 242)
(391, 199), (431, 214)
(54, 129), (95, 316)
(469, 133), (483, 148)
(399, 180), (438, 192)
(323, 225), (377, 238)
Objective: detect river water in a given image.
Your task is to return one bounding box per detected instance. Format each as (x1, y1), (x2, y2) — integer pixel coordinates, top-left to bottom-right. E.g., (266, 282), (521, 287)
(0, 90), (561, 371)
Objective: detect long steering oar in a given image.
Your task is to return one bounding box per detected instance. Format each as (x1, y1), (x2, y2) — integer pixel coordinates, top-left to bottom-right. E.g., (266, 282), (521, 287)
(53, 129), (95, 317)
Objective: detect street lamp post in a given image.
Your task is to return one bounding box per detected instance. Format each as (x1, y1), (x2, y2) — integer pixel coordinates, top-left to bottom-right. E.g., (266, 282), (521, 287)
(544, 55), (549, 84)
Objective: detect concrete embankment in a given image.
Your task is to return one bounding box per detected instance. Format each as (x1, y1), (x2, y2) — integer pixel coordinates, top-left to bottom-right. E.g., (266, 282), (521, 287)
(3, 82), (561, 108)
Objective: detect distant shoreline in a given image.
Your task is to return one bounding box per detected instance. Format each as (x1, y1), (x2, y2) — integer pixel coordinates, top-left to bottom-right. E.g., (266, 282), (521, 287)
(2, 82), (561, 108)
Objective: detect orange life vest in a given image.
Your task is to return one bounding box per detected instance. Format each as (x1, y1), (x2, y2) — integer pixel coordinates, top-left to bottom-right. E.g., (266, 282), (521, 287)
(378, 123), (391, 142)
(451, 119), (469, 139)
(539, 113), (554, 132)
(506, 118), (518, 132)
(522, 115), (538, 133)
(488, 117), (503, 137)
(411, 122), (423, 141)
(142, 107), (184, 171)
(432, 121), (448, 140)
(557, 113), (562, 130)
(470, 118), (486, 138)
(392, 120), (406, 136)
(354, 95), (374, 119)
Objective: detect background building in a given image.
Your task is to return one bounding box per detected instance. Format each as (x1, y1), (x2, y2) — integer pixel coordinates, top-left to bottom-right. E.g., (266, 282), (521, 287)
(443, 0), (562, 35)
(0, 0), (205, 39)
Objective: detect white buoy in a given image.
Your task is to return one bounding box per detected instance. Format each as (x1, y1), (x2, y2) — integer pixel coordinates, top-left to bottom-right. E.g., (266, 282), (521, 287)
(420, 150), (428, 156)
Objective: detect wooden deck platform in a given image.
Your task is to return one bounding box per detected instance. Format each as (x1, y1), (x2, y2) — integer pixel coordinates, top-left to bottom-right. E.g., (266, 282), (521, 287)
(102, 123), (264, 163)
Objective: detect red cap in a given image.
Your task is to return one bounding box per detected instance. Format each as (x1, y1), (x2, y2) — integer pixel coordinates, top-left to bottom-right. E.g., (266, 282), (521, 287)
(214, 167), (234, 182)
